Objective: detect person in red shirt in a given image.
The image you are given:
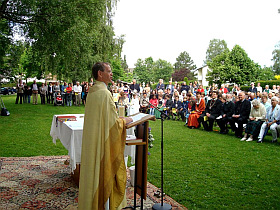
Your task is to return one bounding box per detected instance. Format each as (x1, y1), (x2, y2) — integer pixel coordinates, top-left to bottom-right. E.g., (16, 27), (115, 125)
(65, 83), (73, 106)
(220, 84), (228, 94)
(197, 85), (204, 93)
(149, 94), (158, 115)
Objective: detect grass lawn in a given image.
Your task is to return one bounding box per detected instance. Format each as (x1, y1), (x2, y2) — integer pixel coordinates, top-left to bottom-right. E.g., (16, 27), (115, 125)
(1, 95), (280, 209)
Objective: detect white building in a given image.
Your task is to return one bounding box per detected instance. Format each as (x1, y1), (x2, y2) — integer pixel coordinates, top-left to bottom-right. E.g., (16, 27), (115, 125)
(195, 65), (211, 87)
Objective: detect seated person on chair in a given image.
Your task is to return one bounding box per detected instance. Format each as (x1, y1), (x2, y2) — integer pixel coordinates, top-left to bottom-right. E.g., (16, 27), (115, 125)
(172, 95), (182, 120)
(140, 92), (149, 113)
(187, 92), (205, 128)
(180, 96), (189, 121)
(241, 99), (266, 142)
(229, 91), (251, 138)
(257, 96), (280, 143)
(217, 93), (235, 134)
(165, 94), (173, 119)
(198, 91), (222, 131)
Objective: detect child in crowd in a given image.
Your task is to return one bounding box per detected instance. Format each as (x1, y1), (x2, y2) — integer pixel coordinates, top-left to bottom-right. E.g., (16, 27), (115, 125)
(113, 88), (120, 108)
(149, 94), (158, 115)
(180, 96), (189, 121)
(165, 94), (173, 119)
(172, 95), (182, 120)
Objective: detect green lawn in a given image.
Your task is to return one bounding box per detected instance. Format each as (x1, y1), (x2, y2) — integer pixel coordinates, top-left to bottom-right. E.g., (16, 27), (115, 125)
(1, 95), (280, 209)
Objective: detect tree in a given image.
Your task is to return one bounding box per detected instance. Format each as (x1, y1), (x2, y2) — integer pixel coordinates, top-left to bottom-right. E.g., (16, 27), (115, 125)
(171, 68), (195, 82)
(174, 51), (196, 70)
(0, 0), (122, 82)
(272, 42), (280, 74)
(0, 41), (25, 82)
(255, 66), (275, 81)
(207, 45), (259, 85)
(133, 57), (154, 83)
(204, 39), (228, 64)
(153, 59), (173, 82)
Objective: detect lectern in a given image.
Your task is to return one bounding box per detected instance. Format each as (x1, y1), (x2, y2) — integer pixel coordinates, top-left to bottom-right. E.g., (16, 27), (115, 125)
(125, 114), (156, 209)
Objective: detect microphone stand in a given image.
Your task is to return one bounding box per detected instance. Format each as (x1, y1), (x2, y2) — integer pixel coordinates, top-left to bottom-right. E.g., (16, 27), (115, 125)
(148, 101), (172, 210)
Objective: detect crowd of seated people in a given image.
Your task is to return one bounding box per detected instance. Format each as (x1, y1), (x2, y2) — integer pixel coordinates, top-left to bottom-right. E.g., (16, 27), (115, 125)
(16, 77), (280, 143)
(109, 79), (280, 144)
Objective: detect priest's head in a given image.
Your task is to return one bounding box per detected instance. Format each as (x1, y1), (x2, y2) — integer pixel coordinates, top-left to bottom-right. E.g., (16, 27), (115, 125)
(92, 62), (112, 85)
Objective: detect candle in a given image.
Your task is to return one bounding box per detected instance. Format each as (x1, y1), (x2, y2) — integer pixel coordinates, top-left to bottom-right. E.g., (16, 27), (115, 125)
(118, 106), (125, 117)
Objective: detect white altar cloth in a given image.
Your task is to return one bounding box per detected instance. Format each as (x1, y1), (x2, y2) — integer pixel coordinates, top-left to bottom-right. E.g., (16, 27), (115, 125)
(50, 114), (135, 172)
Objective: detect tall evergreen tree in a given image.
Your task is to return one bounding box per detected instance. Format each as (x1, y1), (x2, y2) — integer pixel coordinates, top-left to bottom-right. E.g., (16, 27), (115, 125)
(205, 39), (228, 64)
(174, 51), (196, 70)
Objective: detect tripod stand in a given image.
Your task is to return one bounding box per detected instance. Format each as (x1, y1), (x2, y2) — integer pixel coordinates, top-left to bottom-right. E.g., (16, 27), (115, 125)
(148, 102), (172, 210)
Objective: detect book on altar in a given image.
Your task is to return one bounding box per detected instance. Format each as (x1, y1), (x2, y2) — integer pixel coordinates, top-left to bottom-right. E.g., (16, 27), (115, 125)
(56, 115), (77, 122)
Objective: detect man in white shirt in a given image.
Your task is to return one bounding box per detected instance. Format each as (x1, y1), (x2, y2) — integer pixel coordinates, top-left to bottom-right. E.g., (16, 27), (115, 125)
(73, 81), (82, 106)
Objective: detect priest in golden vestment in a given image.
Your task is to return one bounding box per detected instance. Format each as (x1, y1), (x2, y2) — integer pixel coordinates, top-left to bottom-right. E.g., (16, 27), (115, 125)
(78, 62), (132, 210)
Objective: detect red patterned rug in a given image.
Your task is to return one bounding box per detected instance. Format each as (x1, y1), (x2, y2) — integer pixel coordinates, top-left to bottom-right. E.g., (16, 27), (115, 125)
(0, 156), (186, 209)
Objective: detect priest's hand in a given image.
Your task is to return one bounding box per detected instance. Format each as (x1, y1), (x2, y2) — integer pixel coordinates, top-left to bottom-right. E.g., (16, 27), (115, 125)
(120, 117), (133, 125)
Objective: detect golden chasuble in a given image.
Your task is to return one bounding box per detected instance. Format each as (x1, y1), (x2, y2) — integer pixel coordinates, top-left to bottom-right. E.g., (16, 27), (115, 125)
(78, 81), (127, 210)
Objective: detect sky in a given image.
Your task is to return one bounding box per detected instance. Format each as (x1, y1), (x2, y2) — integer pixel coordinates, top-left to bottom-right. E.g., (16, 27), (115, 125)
(113, 0), (280, 68)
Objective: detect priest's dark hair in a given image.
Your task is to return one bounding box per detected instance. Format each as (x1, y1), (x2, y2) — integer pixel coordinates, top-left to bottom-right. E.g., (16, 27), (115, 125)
(92, 62), (110, 80)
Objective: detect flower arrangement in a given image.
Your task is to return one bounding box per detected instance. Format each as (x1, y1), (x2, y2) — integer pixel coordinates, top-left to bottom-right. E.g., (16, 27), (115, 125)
(148, 127), (155, 149)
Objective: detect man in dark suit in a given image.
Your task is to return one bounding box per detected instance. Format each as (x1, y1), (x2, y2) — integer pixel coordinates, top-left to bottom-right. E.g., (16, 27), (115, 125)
(129, 79), (140, 93)
(229, 92), (251, 138)
(199, 91), (222, 131)
(248, 82), (257, 94)
(156, 79), (165, 91)
(217, 94), (235, 134)
(180, 81), (189, 93)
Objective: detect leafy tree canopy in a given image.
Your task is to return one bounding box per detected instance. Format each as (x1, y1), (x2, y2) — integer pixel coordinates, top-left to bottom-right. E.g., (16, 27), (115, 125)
(207, 45), (267, 85)
(133, 57), (173, 84)
(1, 0), (126, 82)
(133, 57), (154, 84)
(204, 39), (228, 64)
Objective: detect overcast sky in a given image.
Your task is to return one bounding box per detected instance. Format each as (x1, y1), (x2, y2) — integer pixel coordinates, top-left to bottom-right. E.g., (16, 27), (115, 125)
(113, 0), (280, 68)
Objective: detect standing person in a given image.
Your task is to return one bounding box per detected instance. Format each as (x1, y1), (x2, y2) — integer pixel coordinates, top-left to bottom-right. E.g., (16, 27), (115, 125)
(65, 83), (73, 106)
(73, 81), (82, 106)
(15, 79), (24, 104)
(23, 82), (28, 103)
(78, 62), (132, 210)
(256, 82), (262, 93)
(249, 82), (257, 94)
(61, 82), (67, 105)
(156, 79), (165, 91)
(39, 83), (47, 104)
(31, 80), (39, 105)
(229, 92), (251, 138)
(129, 79), (140, 94)
(47, 82), (53, 104)
(83, 82), (89, 105)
